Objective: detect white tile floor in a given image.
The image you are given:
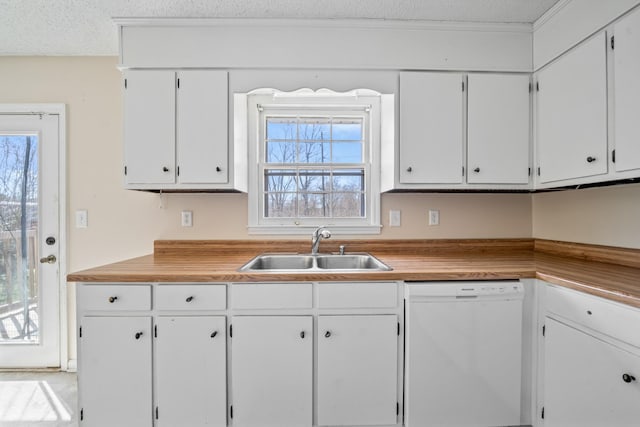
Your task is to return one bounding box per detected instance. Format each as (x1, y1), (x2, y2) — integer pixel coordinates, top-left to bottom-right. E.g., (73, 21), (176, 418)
(0, 371), (77, 426)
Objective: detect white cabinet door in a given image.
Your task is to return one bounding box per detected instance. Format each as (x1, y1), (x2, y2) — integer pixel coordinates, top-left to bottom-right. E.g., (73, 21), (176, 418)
(123, 70), (176, 184)
(156, 316), (227, 427)
(78, 316), (152, 427)
(543, 317), (640, 426)
(231, 316), (312, 427)
(399, 72), (464, 184)
(536, 32), (608, 183)
(467, 73), (530, 184)
(177, 70), (229, 184)
(613, 7), (640, 173)
(317, 315), (398, 426)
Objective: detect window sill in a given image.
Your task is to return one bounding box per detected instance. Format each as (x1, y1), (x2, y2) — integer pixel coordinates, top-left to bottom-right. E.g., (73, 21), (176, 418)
(248, 224), (382, 235)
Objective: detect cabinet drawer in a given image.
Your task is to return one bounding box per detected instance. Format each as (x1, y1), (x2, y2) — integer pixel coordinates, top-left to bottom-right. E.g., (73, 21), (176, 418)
(545, 284), (640, 348)
(155, 284), (226, 310)
(78, 284), (151, 311)
(232, 283), (312, 309)
(318, 282), (398, 308)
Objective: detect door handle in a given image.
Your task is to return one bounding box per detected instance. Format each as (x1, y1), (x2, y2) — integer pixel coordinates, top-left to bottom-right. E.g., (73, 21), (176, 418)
(40, 254), (56, 264)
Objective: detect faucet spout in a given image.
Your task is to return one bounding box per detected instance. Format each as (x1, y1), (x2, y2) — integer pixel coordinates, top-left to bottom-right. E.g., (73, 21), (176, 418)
(311, 226), (331, 254)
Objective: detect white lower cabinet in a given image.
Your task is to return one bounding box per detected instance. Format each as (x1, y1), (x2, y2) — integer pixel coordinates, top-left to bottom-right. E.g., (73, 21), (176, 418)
(317, 315), (398, 426)
(231, 316), (313, 427)
(155, 316), (227, 427)
(78, 316), (153, 427)
(543, 317), (640, 426)
(541, 283), (640, 427)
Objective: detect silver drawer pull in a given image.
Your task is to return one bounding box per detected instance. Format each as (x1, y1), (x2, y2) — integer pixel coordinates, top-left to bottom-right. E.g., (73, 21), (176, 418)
(108, 296), (118, 303)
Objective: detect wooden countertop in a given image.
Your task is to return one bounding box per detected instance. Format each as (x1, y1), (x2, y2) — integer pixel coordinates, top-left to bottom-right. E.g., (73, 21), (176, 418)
(67, 239), (640, 308)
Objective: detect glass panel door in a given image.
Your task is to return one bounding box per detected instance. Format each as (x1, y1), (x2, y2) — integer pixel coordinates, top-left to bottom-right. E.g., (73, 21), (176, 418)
(0, 113), (60, 368)
(0, 134), (39, 344)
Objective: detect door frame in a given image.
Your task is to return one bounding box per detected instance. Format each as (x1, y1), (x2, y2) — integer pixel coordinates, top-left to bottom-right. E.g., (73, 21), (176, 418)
(0, 104), (67, 370)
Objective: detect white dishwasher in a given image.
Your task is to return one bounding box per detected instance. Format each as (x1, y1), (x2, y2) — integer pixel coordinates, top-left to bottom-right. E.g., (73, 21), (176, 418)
(405, 281), (524, 427)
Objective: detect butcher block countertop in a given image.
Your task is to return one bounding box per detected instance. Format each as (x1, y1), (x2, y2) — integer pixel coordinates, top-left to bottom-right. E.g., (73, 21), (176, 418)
(67, 239), (640, 308)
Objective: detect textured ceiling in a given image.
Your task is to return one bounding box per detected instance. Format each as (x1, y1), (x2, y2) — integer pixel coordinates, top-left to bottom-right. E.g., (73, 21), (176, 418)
(0, 0), (561, 55)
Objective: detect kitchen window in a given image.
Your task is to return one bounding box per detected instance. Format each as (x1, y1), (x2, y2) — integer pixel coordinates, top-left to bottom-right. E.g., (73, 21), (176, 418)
(243, 89), (387, 234)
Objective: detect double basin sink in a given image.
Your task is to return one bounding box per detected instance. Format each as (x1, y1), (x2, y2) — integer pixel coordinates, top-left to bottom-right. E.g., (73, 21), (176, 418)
(238, 253), (392, 272)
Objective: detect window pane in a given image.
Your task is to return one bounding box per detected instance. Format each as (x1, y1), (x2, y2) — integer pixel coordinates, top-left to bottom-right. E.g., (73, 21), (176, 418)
(266, 119), (296, 140)
(331, 142), (363, 163)
(297, 142), (329, 163)
(298, 169), (330, 192)
(298, 193), (330, 217)
(264, 169), (297, 192)
(333, 121), (362, 141)
(265, 192), (297, 217)
(331, 192), (364, 217)
(299, 120), (330, 141)
(266, 141), (296, 163)
(332, 169), (365, 191)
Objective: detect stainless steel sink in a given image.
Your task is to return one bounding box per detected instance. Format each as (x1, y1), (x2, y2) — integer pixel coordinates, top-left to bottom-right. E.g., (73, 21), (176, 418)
(315, 254), (390, 270)
(238, 253), (392, 272)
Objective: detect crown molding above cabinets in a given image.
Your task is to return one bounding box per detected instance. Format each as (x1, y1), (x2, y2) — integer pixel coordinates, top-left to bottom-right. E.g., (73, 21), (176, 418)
(115, 18), (532, 72)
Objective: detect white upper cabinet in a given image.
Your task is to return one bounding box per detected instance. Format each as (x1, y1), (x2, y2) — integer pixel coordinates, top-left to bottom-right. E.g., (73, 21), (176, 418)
(467, 73), (531, 184)
(123, 70), (176, 185)
(535, 32), (608, 184)
(399, 72), (464, 185)
(177, 70), (228, 184)
(613, 6), (640, 173)
(123, 69), (234, 190)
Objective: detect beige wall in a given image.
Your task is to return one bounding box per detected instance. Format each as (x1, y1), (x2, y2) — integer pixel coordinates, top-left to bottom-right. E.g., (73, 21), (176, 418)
(532, 183), (640, 249)
(2, 55), (637, 364)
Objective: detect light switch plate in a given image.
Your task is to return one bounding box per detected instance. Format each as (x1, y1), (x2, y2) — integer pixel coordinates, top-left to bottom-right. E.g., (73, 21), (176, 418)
(76, 210), (88, 228)
(428, 209), (440, 226)
(389, 210), (401, 227)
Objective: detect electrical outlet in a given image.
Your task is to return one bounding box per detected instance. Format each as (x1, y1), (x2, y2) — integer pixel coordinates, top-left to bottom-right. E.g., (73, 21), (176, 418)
(389, 210), (401, 227)
(428, 209), (440, 226)
(181, 211), (193, 227)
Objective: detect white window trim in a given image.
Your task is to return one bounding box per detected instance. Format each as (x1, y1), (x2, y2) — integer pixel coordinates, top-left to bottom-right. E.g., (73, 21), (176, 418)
(240, 88), (389, 235)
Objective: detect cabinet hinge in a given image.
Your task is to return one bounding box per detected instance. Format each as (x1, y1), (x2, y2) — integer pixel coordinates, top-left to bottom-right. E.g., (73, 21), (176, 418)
(537, 167), (541, 176)
(156, 406), (159, 420)
(542, 406), (545, 419)
(542, 324), (546, 337)
(462, 81), (465, 92)
(536, 81), (539, 92)
(528, 82), (532, 93)
(611, 35), (615, 50)
(177, 78), (180, 89)
(154, 325), (157, 338)
(124, 166), (127, 176)
(612, 149), (616, 164)
(79, 326), (82, 338)
(528, 167), (531, 177)
(124, 79), (127, 89)
(397, 322), (400, 336)
(462, 166), (465, 176)
(177, 166), (180, 176)
(230, 405), (233, 419)
(229, 324), (232, 338)
(397, 402), (400, 415)
(80, 408), (84, 421)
